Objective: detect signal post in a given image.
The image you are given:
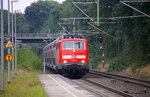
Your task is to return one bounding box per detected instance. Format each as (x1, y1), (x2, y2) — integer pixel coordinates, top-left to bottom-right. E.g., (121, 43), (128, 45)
(99, 36), (105, 71)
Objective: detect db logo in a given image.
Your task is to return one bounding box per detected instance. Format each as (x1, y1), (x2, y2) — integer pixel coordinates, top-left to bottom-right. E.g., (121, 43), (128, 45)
(72, 55), (76, 58)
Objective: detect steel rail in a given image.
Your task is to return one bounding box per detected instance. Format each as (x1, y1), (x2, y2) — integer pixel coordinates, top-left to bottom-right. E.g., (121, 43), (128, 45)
(89, 70), (150, 88)
(82, 78), (133, 97)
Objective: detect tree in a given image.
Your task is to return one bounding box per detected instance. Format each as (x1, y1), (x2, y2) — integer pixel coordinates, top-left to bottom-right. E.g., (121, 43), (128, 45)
(25, 1), (61, 33)
(16, 13), (29, 33)
(40, 1), (62, 33)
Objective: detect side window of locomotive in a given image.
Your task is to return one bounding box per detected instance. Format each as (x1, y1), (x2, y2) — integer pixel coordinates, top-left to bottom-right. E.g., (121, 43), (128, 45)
(74, 41), (84, 49)
(63, 41), (73, 49)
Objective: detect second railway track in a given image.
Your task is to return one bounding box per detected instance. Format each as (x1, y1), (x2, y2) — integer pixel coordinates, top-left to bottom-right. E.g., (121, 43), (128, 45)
(80, 70), (150, 97)
(89, 70), (150, 88)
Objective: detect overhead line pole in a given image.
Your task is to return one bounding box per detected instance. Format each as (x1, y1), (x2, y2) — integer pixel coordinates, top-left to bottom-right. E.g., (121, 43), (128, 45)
(11, 0), (18, 78)
(11, 0), (15, 78)
(7, 0), (11, 83)
(97, 0), (100, 26)
(14, 10), (20, 74)
(73, 19), (76, 33)
(1, 0), (4, 91)
(14, 10), (17, 74)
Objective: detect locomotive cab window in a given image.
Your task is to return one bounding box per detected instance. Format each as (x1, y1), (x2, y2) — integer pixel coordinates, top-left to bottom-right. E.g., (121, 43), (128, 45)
(63, 41), (85, 50)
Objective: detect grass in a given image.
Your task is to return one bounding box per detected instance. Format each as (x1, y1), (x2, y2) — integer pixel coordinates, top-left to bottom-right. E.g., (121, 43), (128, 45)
(0, 72), (47, 97)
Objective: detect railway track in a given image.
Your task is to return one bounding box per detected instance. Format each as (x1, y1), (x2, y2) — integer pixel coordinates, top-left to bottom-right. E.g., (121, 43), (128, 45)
(82, 78), (133, 97)
(80, 70), (150, 97)
(89, 70), (150, 88)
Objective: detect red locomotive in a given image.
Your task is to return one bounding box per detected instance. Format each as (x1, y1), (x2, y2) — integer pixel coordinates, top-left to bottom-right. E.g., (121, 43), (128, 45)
(43, 34), (89, 77)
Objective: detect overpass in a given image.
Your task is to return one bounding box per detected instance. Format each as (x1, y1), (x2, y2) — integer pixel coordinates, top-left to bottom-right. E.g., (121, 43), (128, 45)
(1, 33), (60, 43)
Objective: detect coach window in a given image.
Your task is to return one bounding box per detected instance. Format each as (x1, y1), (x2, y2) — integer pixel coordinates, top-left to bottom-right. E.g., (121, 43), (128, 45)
(51, 51), (53, 57)
(50, 51), (51, 57)
(53, 58), (55, 64)
(50, 44), (52, 49)
(49, 59), (50, 63)
(50, 58), (52, 64)
(56, 43), (59, 50)
(53, 42), (56, 48)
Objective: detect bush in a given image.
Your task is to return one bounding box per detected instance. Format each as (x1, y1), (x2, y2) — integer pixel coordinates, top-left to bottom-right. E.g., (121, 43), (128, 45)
(90, 58), (101, 69)
(107, 58), (131, 72)
(17, 49), (43, 71)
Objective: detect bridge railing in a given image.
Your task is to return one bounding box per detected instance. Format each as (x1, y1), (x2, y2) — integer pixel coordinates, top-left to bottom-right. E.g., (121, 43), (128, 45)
(1, 33), (61, 39)
(17, 33), (60, 38)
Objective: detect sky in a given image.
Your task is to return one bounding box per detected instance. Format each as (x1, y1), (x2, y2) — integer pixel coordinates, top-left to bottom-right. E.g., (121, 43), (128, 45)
(3, 0), (65, 13)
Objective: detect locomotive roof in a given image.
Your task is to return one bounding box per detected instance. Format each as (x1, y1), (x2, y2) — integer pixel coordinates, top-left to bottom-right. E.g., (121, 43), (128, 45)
(44, 34), (86, 49)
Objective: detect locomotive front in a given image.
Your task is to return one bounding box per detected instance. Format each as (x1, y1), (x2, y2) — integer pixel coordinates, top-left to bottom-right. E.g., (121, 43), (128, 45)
(58, 39), (89, 76)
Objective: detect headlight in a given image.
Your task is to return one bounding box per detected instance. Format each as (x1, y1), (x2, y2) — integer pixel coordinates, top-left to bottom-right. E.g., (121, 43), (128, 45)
(81, 60), (85, 63)
(63, 60), (67, 63)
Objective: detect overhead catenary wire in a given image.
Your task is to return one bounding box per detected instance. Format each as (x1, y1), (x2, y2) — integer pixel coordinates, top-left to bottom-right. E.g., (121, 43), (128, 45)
(120, 1), (150, 18)
(88, 22), (118, 39)
(63, 1), (149, 39)
(72, 2), (94, 22)
(120, 0), (150, 3)
(106, 15), (146, 20)
(58, 23), (69, 33)
(74, 2), (97, 4)
(61, 15), (146, 20)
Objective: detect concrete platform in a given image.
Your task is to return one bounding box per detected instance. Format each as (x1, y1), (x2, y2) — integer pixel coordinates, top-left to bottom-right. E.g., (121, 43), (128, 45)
(38, 74), (99, 97)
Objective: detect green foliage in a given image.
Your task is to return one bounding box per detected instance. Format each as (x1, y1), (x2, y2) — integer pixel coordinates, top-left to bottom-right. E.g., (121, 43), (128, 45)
(87, 35), (102, 69)
(25, 0), (62, 33)
(16, 13), (29, 33)
(108, 58), (131, 72)
(17, 49), (43, 70)
(111, 2), (150, 64)
(0, 9), (29, 34)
